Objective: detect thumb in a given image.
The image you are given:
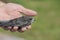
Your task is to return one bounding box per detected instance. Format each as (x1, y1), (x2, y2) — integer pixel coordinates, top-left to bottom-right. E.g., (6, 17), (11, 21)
(23, 9), (37, 16)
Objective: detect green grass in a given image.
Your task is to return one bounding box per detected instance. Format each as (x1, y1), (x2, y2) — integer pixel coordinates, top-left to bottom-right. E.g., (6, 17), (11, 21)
(0, 0), (60, 40)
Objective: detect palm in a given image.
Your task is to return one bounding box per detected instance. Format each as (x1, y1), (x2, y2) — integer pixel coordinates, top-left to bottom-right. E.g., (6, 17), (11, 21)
(0, 3), (23, 21)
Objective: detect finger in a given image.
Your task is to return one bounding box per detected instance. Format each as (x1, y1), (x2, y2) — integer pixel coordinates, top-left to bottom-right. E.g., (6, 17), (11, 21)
(16, 5), (37, 16)
(18, 27), (27, 32)
(10, 26), (17, 32)
(18, 8), (37, 16)
(13, 26), (18, 31)
(23, 9), (37, 16)
(21, 27), (27, 31)
(26, 25), (31, 30)
(8, 26), (12, 30)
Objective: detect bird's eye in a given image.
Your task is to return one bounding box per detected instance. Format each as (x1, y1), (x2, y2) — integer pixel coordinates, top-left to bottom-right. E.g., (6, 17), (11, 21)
(29, 18), (32, 20)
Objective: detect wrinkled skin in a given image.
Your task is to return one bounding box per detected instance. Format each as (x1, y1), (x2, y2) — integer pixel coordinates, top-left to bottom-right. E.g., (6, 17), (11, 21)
(0, 3), (37, 32)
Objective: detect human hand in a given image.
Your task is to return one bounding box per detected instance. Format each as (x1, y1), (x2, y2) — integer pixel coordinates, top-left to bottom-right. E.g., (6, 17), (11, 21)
(0, 3), (37, 32)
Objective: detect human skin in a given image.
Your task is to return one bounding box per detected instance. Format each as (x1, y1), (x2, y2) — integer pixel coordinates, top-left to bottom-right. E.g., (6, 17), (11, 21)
(0, 2), (37, 32)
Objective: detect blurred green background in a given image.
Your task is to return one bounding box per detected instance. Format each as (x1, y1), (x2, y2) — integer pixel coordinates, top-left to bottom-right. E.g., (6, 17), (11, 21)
(0, 0), (60, 40)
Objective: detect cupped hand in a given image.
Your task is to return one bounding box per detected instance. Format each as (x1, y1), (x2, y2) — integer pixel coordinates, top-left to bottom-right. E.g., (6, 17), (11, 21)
(0, 3), (37, 32)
